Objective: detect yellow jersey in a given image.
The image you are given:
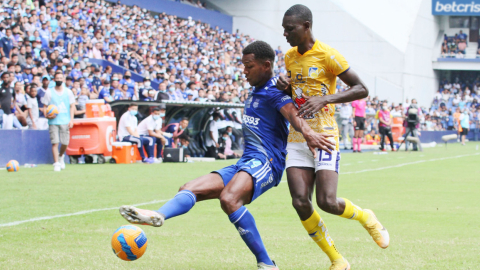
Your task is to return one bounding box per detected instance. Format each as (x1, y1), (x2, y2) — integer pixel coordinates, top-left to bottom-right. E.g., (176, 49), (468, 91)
(285, 40), (350, 149)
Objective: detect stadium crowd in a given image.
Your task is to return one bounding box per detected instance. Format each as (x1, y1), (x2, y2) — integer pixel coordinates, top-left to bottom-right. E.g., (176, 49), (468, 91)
(0, 0), (288, 130)
(0, 0), (478, 148)
(336, 77), (480, 146)
(441, 30), (468, 58)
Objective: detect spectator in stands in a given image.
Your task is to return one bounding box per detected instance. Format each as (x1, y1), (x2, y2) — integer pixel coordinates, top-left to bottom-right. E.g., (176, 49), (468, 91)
(205, 112), (220, 158)
(178, 133), (191, 158)
(26, 84), (39, 129)
(0, 72), (20, 129)
(217, 131), (240, 159)
(457, 40), (467, 55)
(42, 72), (75, 172)
(137, 105), (168, 163)
(0, 28), (14, 59)
(117, 102), (154, 164)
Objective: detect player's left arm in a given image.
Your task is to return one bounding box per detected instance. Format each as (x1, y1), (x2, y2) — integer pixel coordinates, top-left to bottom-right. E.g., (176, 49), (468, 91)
(298, 49), (369, 118)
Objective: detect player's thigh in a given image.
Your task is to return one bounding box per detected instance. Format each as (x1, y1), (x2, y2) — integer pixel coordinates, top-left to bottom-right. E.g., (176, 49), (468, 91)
(180, 173), (225, 202)
(220, 171), (254, 207)
(286, 143), (316, 199)
(286, 167), (315, 201)
(315, 170), (339, 204)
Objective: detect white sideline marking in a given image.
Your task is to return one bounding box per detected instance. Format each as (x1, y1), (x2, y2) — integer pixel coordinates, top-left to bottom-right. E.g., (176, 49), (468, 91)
(1, 153), (478, 228)
(0, 199), (169, 228)
(342, 153), (479, 175)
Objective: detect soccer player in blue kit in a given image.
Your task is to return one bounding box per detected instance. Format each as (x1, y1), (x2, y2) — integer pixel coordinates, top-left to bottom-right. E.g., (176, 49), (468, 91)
(119, 41), (335, 269)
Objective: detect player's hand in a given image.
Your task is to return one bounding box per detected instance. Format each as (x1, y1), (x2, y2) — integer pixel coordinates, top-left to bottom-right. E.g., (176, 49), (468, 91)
(304, 131), (335, 156)
(68, 120), (74, 129)
(277, 75), (291, 92)
(298, 94), (328, 118)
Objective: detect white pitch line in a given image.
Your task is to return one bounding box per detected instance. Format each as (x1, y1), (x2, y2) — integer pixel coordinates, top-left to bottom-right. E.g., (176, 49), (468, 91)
(0, 199), (169, 228)
(1, 152), (478, 228)
(342, 153), (479, 175)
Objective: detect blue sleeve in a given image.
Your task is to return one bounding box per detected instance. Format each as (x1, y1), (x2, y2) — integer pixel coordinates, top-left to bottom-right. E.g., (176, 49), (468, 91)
(268, 87), (293, 112)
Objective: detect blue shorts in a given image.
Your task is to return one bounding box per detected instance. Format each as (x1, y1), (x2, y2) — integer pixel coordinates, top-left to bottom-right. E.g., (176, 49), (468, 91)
(214, 156), (283, 202)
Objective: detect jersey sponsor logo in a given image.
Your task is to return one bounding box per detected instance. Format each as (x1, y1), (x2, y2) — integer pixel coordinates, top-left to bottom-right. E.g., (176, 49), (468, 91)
(243, 114), (260, 126)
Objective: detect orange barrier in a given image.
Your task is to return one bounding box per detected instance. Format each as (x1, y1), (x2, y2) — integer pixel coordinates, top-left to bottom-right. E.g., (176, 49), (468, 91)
(86, 99), (114, 118)
(392, 117), (405, 142)
(66, 117), (117, 157)
(111, 142), (136, 164)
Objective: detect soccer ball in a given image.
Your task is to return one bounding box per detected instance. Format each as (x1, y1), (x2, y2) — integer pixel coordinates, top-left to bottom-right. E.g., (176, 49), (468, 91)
(46, 105), (59, 118)
(6, 160), (19, 172)
(111, 225), (148, 261)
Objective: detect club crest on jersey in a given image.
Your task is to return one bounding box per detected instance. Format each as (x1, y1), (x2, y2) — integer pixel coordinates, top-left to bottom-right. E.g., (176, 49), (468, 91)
(308, 67), (320, 79)
(253, 99), (259, 108)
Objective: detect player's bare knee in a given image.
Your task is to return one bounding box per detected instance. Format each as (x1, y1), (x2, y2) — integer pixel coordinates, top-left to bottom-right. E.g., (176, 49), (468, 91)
(317, 197), (339, 214)
(219, 192), (242, 215)
(292, 196), (311, 212)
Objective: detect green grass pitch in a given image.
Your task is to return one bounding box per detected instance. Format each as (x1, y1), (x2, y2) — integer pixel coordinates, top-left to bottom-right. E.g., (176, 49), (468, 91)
(1, 143), (479, 269)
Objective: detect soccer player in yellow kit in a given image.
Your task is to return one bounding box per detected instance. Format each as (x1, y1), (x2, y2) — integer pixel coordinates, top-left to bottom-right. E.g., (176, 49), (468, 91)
(277, 4), (390, 270)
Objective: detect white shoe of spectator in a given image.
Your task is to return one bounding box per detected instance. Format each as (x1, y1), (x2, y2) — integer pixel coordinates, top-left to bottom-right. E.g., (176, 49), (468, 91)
(154, 158), (163, 164)
(53, 162), (61, 172)
(59, 155), (66, 170)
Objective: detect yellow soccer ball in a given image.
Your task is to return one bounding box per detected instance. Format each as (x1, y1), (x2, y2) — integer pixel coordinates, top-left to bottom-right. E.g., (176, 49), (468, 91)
(111, 225), (148, 261)
(6, 160), (19, 172)
(46, 104), (59, 118)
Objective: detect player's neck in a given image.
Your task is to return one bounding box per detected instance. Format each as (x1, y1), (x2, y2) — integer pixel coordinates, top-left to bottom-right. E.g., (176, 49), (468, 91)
(253, 74), (273, 89)
(297, 35), (316, 55)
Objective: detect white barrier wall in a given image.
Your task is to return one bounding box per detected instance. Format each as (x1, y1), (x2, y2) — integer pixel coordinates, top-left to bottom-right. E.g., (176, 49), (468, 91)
(207, 0), (439, 107)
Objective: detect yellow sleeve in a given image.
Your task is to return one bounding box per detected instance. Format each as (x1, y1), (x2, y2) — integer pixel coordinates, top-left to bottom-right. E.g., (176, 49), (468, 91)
(326, 48), (350, 76)
(375, 111), (379, 119)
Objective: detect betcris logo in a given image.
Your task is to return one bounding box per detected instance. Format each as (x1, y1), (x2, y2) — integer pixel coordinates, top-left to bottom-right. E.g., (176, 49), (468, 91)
(433, 0), (480, 15)
(243, 114), (260, 126)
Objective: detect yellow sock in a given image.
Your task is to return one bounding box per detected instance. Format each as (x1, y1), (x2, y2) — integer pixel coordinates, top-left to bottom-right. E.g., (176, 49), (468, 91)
(340, 198), (369, 224)
(301, 210), (342, 262)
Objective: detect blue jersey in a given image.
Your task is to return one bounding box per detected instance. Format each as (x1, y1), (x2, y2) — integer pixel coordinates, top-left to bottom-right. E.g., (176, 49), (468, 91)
(214, 76), (293, 202)
(242, 77), (293, 174)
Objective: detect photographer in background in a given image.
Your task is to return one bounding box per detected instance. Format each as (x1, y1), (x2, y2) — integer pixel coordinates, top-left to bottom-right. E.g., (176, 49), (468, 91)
(376, 101), (395, 151)
(403, 99), (422, 151)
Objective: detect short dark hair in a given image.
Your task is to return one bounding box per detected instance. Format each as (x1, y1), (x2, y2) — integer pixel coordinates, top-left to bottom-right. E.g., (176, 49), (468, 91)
(284, 4), (313, 27)
(181, 117), (189, 122)
(242, 41), (275, 63)
(129, 102), (138, 108)
(152, 107), (161, 112)
(178, 133), (190, 142)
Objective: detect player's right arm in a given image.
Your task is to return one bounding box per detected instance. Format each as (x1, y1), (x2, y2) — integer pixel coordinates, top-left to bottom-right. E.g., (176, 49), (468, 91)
(280, 102), (335, 155)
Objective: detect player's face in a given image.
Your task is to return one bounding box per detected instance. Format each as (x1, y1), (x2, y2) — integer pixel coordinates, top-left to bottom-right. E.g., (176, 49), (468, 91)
(242, 54), (269, 87)
(282, 15), (308, 47)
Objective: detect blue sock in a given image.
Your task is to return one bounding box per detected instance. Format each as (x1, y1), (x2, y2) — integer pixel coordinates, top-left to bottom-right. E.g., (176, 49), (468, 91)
(228, 206), (273, 265)
(156, 190), (196, 219)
